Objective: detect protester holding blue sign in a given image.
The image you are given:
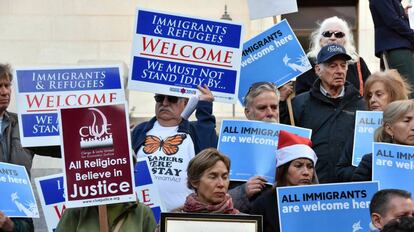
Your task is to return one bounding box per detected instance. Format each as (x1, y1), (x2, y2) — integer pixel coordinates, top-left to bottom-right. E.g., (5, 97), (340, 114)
(336, 70), (411, 181)
(132, 85), (217, 212)
(228, 82), (280, 213)
(295, 16), (371, 96)
(353, 100), (414, 181)
(369, 189), (414, 231)
(0, 64), (34, 232)
(251, 130), (318, 232)
(293, 44), (365, 183)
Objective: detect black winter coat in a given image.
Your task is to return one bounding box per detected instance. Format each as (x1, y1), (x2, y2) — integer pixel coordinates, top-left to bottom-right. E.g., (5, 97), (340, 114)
(292, 80), (365, 183)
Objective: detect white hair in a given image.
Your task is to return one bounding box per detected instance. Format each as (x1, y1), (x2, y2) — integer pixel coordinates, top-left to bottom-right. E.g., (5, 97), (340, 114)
(307, 16), (358, 62)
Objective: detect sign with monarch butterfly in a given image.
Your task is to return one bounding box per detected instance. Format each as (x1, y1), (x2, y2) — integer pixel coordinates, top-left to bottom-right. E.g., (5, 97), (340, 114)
(218, 119), (312, 183)
(59, 103), (135, 208)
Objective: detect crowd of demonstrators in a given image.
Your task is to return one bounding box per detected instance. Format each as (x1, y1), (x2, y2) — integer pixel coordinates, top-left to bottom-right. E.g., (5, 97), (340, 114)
(292, 44), (365, 183)
(131, 84), (217, 212)
(370, 0), (414, 94)
(295, 16), (371, 96)
(4, 7), (414, 231)
(352, 100), (414, 181)
(173, 148), (239, 214)
(369, 189), (414, 232)
(336, 70), (412, 181)
(251, 130), (318, 232)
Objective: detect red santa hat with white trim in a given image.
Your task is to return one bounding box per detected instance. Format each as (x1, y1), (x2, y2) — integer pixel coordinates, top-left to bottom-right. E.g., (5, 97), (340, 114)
(276, 130), (317, 168)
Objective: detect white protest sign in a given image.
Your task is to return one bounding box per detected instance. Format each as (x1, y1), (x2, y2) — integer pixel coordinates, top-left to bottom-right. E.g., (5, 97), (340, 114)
(247, 0), (298, 20)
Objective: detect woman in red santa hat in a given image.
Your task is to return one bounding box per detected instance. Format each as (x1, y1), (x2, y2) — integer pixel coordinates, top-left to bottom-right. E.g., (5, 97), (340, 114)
(251, 130), (319, 232)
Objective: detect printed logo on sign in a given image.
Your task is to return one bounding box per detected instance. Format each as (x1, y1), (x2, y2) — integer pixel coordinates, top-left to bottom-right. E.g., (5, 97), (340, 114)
(169, 87), (196, 95)
(79, 108), (113, 149)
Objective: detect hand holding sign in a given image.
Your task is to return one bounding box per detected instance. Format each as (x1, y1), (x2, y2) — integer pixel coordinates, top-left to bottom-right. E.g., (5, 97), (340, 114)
(0, 211), (14, 231)
(197, 84), (214, 102)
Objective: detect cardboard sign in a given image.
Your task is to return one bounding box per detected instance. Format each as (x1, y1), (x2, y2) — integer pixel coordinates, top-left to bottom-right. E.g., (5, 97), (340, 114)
(352, 111), (383, 166)
(59, 103), (135, 208)
(373, 142), (414, 193)
(129, 8), (243, 103)
(277, 182), (379, 232)
(0, 162), (39, 218)
(134, 158), (164, 223)
(247, 0), (298, 20)
(35, 174), (66, 232)
(238, 20), (310, 105)
(14, 65), (125, 147)
(217, 119), (311, 183)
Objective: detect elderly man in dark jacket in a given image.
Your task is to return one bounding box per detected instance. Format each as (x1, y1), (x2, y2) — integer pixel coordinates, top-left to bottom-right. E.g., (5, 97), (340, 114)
(292, 44), (365, 183)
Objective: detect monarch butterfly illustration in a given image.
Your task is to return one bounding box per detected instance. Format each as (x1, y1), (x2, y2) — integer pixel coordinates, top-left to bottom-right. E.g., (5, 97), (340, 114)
(143, 134), (187, 155)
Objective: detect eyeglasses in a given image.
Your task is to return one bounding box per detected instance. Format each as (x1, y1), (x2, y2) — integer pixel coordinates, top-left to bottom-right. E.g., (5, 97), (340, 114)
(154, 95), (179, 103)
(322, 31), (345, 39)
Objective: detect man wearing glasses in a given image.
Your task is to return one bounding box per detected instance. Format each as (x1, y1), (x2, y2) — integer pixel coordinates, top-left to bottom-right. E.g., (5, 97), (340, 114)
(131, 85), (217, 211)
(292, 44), (365, 183)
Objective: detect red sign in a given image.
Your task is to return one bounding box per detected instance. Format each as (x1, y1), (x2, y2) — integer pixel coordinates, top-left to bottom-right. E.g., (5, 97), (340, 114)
(60, 103), (135, 207)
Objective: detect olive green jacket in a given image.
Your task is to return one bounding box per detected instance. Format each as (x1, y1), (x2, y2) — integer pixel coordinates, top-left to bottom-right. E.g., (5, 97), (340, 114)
(56, 202), (156, 232)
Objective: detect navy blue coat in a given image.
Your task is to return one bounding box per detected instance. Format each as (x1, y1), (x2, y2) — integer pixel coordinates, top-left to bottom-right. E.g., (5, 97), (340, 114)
(370, 0), (414, 57)
(131, 101), (217, 155)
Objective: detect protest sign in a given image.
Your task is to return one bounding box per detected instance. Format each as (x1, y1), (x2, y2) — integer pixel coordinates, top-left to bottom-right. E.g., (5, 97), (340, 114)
(135, 158), (164, 224)
(217, 119), (311, 183)
(373, 142), (414, 193)
(238, 19), (310, 105)
(277, 182), (378, 232)
(0, 162), (39, 218)
(129, 9), (243, 103)
(35, 174), (66, 232)
(14, 65), (125, 147)
(247, 0), (298, 20)
(59, 103), (135, 208)
(352, 111), (383, 166)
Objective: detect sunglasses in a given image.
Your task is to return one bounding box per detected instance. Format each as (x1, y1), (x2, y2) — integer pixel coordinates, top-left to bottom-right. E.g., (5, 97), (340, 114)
(322, 31), (345, 39)
(154, 95), (179, 103)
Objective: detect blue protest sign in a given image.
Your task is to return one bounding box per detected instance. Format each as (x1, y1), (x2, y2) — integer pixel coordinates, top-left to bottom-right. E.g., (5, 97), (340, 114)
(0, 162), (39, 218)
(35, 174), (66, 232)
(135, 158), (164, 223)
(129, 9), (243, 103)
(373, 142), (414, 193)
(238, 19), (311, 105)
(217, 119), (311, 183)
(14, 65), (125, 147)
(277, 182), (379, 232)
(352, 111), (383, 166)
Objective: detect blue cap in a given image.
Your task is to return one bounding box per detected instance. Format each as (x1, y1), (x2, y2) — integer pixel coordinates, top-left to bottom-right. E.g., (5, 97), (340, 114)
(317, 44), (352, 64)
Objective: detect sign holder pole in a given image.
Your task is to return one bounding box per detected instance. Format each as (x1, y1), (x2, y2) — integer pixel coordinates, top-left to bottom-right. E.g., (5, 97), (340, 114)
(98, 205), (109, 232)
(272, 15), (296, 126)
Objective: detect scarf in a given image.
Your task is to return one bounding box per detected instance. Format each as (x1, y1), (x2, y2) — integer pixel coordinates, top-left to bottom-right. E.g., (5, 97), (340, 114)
(183, 193), (239, 214)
